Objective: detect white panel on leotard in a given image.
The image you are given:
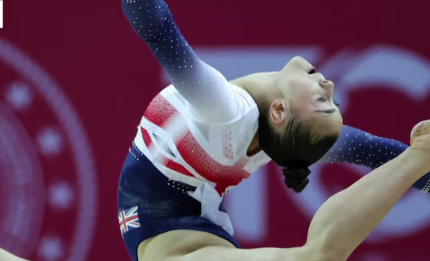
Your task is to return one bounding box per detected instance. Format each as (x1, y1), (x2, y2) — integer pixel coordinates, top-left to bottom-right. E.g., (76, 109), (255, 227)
(187, 47), (323, 243)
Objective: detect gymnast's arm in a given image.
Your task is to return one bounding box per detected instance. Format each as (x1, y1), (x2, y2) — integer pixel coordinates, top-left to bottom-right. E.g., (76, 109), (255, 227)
(320, 125), (430, 192)
(121, 0), (237, 122)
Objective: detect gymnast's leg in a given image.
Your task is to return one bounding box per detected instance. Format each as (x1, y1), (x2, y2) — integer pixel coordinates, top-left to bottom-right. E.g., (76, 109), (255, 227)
(0, 248), (29, 261)
(138, 121), (430, 261)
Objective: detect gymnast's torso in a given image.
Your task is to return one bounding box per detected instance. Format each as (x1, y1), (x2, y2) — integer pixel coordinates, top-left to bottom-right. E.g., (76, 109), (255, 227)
(134, 84), (271, 196)
(120, 0), (429, 202)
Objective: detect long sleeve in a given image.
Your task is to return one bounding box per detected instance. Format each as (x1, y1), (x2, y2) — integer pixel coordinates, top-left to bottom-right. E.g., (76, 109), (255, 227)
(320, 125), (430, 192)
(121, 0), (239, 122)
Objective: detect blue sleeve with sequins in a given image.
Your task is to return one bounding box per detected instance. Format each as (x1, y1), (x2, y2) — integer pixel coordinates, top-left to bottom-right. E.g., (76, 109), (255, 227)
(122, 0), (238, 122)
(320, 125), (430, 192)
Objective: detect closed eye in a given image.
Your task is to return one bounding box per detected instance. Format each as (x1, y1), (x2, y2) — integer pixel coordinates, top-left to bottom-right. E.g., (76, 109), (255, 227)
(315, 99), (342, 116)
(318, 98), (340, 108)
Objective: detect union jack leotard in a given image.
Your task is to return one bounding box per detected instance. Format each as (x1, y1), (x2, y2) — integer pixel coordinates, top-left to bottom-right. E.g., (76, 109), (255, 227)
(122, 0), (430, 195)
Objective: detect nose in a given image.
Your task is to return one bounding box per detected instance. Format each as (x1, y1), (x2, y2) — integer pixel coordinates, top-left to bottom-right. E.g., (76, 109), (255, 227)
(320, 80), (335, 98)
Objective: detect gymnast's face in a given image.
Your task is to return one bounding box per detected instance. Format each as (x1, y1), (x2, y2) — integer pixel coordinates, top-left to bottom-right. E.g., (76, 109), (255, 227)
(269, 56), (343, 136)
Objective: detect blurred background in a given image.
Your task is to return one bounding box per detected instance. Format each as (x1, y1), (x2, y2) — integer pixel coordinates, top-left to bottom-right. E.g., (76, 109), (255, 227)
(1, 0), (430, 260)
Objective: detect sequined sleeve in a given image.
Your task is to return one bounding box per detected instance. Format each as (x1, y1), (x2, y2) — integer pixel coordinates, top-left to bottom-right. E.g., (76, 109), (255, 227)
(122, 0), (238, 122)
(320, 125), (430, 192)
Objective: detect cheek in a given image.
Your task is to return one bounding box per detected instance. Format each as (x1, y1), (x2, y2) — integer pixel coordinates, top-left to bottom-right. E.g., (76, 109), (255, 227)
(285, 76), (317, 109)
(290, 93), (314, 112)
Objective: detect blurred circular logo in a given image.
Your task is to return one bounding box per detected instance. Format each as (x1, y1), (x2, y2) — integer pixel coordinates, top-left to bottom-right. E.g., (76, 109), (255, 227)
(0, 38), (97, 261)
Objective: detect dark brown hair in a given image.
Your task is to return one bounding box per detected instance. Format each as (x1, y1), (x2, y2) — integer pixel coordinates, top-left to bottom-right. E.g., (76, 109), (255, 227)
(258, 112), (339, 192)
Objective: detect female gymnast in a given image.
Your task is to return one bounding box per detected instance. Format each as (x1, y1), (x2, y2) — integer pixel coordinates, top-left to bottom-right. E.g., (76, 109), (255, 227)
(116, 0), (430, 261)
(1, 1), (429, 261)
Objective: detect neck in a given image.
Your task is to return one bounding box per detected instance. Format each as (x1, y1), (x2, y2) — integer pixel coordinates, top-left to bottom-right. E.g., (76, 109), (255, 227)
(229, 71), (283, 156)
(230, 71), (282, 111)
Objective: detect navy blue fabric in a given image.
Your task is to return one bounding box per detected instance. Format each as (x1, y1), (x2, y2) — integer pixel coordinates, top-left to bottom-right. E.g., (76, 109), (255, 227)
(321, 125), (430, 191)
(121, 0), (198, 88)
(118, 144), (241, 261)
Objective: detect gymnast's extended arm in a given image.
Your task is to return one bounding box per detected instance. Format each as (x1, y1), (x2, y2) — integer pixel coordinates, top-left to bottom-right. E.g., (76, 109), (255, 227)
(320, 125), (430, 192)
(121, 0), (237, 122)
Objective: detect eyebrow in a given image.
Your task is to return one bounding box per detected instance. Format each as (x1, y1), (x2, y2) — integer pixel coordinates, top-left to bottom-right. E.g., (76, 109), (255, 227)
(315, 103), (343, 118)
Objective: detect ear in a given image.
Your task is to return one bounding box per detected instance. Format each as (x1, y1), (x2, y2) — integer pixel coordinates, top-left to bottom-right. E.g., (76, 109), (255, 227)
(269, 99), (287, 125)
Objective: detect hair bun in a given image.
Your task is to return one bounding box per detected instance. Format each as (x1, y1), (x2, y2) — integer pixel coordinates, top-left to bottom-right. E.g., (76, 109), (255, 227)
(282, 166), (311, 193)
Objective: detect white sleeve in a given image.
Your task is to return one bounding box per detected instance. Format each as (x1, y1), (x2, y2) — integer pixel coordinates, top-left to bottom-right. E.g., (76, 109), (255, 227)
(122, 0), (239, 123)
(180, 61), (239, 122)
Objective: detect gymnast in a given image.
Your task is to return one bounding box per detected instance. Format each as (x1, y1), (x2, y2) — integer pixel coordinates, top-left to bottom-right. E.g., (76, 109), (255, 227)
(2, 2), (429, 261)
(1, 2), (430, 259)
(118, 0), (430, 261)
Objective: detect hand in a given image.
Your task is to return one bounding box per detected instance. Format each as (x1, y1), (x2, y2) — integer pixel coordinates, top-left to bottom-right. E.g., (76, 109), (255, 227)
(410, 120), (430, 152)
